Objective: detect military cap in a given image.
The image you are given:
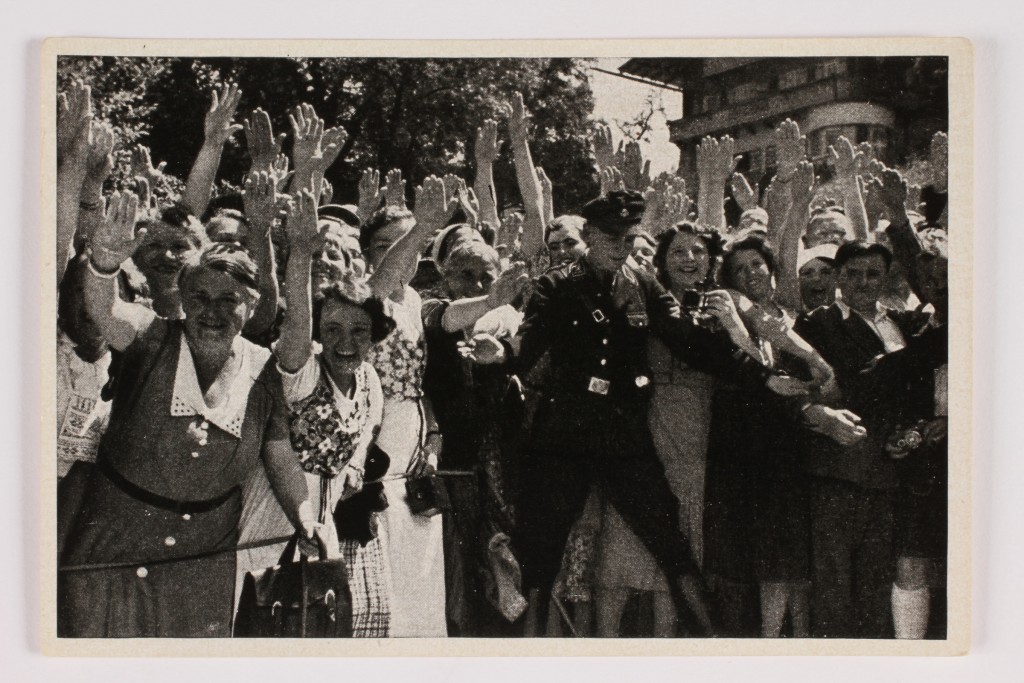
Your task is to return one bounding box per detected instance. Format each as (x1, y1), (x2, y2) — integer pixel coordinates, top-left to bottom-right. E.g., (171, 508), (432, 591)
(580, 190), (646, 235)
(319, 204), (362, 228)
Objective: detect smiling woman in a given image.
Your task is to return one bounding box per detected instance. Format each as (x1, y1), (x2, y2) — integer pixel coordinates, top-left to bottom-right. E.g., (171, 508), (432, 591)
(61, 223), (318, 637)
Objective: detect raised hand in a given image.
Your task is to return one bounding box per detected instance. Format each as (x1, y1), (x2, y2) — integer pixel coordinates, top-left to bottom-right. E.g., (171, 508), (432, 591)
(592, 122), (616, 171)
(496, 211), (523, 255)
(599, 166), (625, 195)
(130, 145), (167, 190)
(828, 136), (862, 180)
(697, 135), (737, 182)
(487, 262), (529, 309)
(773, 119), (806, 180)
(90, 191), (143, 272)
(319, 177), (334, 206)
(270, 153), (291, 192)
(790, 160), (816, 209)
(475, 119), (500, 165)
(284, 188), (320, 255)
(204, 83), (243, 147)
(243, 108), (286, 173)
(730, 172), (760, 212)
(383, 168), (407, 209)
(289, 103), (322, 170)
(133, 177), (157, 217)
(621, 140), (652, 191)
(358, 168), (383, 220)
(663, 187), (692, 227)
(243, 170), (278, 233)
(456, 185), (481, 229)
(866, 166), (909, 219)
(413, 175), (449, 234)
(442, 173), (467, 219)
(83, 120), (115, 187)
(57, 80), (92, 166)
(506, 92), (531, 148)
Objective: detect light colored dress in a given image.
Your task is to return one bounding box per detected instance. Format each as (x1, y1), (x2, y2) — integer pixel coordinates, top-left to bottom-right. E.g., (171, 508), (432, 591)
(595, 337), (714, 593)
(56, 331), (111, 478)
(368, 286), (447, 637)
(237, 353), (392, 637)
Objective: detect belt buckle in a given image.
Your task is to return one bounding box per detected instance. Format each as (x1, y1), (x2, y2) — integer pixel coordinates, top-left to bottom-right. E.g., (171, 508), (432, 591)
(592, 309), (607, 324)
(588, 377), (610, 395)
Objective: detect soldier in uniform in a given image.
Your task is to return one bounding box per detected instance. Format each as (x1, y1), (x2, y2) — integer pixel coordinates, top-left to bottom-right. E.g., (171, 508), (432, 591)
(462, 190), (862, 635)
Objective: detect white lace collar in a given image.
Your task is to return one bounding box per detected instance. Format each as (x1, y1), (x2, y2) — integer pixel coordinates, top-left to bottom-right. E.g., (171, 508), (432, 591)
(169, 332), (271, 438)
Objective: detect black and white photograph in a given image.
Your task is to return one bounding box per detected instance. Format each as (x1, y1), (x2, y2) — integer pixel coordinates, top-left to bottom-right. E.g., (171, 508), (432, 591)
(40, 37), (972, 656)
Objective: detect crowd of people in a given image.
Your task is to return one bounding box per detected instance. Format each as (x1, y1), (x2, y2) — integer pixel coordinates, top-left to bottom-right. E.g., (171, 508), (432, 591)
(53, 78), (950, 640)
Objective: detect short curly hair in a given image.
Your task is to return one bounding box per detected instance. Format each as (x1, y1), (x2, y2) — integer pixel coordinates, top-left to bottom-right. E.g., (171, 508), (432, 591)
(652, 221), (725, 291)
(312, 273), (396, 344)
(360, 206), (415, 254)
(721, 233), (777, 290)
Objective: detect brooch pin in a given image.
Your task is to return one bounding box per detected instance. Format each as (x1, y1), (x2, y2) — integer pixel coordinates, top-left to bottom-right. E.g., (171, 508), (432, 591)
(187, 418), (209, 446)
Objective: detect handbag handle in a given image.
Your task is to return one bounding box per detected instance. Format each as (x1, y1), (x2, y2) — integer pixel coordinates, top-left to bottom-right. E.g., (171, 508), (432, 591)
(278, 530), (331, 565)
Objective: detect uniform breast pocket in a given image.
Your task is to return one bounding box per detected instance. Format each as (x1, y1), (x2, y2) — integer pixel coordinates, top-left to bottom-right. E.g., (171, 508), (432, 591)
(626, 312), (649, 329)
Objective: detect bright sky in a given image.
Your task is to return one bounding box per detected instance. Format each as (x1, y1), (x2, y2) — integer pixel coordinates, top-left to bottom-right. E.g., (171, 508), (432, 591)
(586, 58), (684, 176)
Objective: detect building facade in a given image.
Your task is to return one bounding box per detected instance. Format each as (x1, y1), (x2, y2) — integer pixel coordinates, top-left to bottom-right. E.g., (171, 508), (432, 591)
(618, 57), (948, 192)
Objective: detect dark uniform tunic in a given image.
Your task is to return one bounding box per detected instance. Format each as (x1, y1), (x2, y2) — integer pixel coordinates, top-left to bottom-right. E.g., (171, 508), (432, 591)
(503, 256), (775, 603)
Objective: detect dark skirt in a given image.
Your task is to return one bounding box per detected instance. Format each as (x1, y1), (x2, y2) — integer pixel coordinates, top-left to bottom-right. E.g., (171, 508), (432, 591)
(58, 469), (240, 638)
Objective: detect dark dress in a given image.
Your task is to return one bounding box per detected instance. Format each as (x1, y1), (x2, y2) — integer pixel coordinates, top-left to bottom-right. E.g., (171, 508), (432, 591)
(703, 332), (810, 587)
(422, 298), (519, 636)
(58, 319), (291, 638)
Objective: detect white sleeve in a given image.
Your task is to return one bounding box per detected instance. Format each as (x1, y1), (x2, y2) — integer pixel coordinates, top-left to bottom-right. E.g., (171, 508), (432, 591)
(276, 349), (322, 407)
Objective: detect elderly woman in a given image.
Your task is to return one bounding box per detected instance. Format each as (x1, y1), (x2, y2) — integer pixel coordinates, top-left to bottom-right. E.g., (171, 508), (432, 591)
(58, 193), (317, 638)
(422, 239), (528, 635)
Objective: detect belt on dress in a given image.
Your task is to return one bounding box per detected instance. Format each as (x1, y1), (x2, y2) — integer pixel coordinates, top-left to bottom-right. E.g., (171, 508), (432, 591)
(96, 458), (239, 515)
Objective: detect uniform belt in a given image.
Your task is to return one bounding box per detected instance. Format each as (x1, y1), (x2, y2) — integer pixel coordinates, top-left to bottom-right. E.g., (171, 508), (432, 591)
(97, 457), (239, 515)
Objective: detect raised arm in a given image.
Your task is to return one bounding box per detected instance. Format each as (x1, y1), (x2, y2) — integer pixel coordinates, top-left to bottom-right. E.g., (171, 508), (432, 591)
(275, 189), (319, 373)
(56, 81), (93, 286)
(829, 136), (870, 241)
(288, 103), (347, 198)
(241, 170), (281, 338)
(243, 108), (287, 176)
(74, 122), (115, 256)
(83, 191), (155, 351)
(357, 168), (384, 224)
(182, 83), (243, 218)
(473, 119), (502, 229)
(366, 171), (439, 299)
(775, 161), (816, 311)
(695, 135), (735, 233)
(507, 93), (546, 261)
(436, 262), (529, 333)
(873, 166), (924, 297)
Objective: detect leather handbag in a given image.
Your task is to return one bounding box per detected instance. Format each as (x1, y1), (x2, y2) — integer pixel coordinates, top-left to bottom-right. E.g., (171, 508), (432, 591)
(233, 532), (353, 638)
(405, 474), (451, 517)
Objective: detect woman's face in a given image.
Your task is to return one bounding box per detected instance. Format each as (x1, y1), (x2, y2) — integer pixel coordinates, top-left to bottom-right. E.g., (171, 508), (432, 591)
(133, 223), (200, 286)
(366, 217), (415, 271)
(798, 258), (837, 310)
(443, 252), (499, 300)
(319, 299), (374, 381)
(728, 249), (773, 302)
(181, 267), (255, 347)
(663, 232), (711, 290)
(312, 227), (353, 289)
(546, 225), (586, 266)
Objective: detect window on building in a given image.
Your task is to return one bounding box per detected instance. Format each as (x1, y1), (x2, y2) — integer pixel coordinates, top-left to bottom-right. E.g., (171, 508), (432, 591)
(813, 59), (848, 81)
(778, 67), (809, 91)
(727, 82), (766, 104)
(702, 92), (722, 113)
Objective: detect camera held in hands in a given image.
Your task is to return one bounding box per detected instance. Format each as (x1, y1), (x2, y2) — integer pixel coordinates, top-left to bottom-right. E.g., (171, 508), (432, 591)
(681, 289), (710, 321)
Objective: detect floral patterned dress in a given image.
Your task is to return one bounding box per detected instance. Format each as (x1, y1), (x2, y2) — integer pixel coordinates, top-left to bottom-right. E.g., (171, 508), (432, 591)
(367, 286), (447, 637)
(236, 355), (391, 637)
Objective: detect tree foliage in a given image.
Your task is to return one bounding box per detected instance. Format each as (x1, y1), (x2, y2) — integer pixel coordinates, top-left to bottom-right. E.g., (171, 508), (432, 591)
(57, 56), (601, 214)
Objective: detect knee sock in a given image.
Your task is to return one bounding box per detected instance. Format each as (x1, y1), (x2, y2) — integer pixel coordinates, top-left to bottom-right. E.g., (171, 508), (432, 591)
(891, 584), (930, 639)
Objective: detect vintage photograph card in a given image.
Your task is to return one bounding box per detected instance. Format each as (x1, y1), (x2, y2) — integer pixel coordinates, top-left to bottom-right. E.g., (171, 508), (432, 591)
(39, 36), (972, 656)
